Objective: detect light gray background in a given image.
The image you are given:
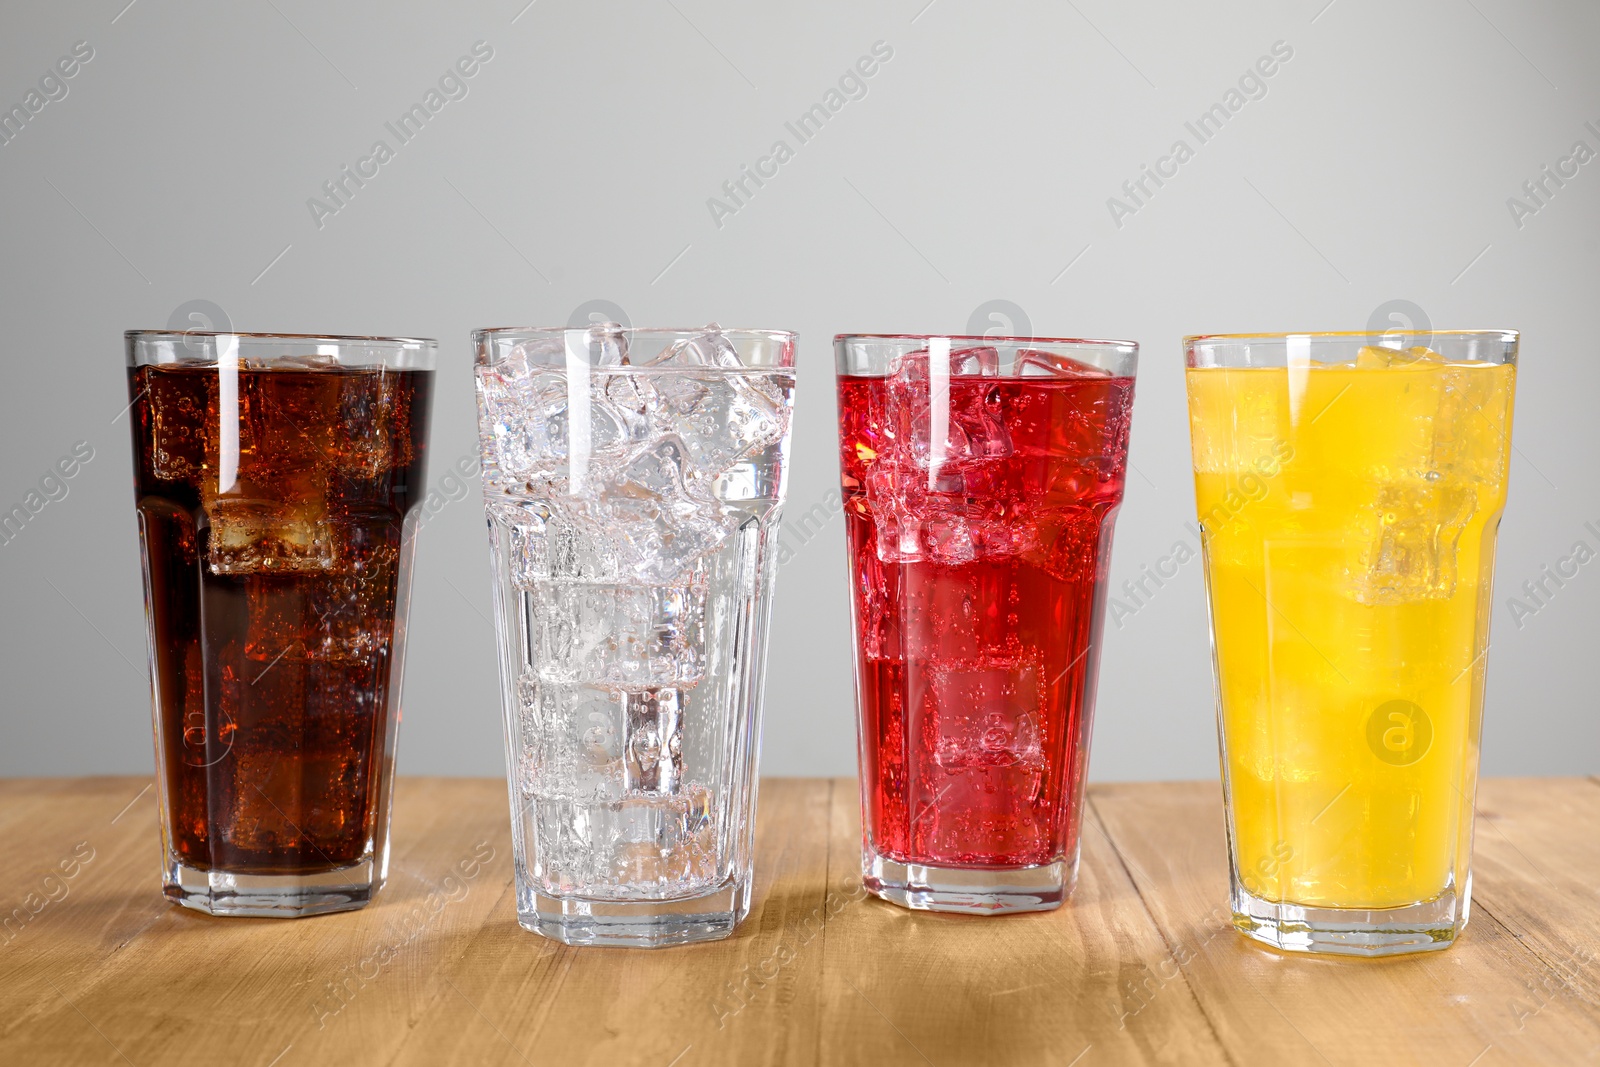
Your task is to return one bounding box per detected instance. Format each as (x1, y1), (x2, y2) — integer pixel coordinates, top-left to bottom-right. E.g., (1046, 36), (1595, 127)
(1, 0), (1596, 780)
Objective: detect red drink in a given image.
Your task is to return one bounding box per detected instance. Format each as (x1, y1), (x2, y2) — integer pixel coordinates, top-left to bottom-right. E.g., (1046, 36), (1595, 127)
(835, 337), (1135, 911)
(127, 332), (434, 916)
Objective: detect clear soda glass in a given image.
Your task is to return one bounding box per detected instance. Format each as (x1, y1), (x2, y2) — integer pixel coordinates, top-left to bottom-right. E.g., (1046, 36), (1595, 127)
(474, 324), (796, 947)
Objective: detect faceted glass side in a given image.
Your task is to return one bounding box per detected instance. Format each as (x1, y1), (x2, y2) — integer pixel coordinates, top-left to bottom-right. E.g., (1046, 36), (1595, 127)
(476, 326), (794, 946)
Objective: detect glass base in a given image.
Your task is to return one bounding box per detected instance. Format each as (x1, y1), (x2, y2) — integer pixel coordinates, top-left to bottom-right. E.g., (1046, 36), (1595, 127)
(863, 849), (1073, 914)
(518, 876), (751, 948)
(165, 857), (378, 918)
(1231, 881), (1468, 956)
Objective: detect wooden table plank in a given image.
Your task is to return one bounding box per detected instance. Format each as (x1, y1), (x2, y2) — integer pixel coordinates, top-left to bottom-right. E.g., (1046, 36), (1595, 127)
(0, 777), (1597, 1066)
(384, 778), (835, 1067)
(814, 778), (1229, 1066)
(1090, 780), (1600, 1067)
(0, 777), (508, 1066)
(1470, 779), (1600, 1025)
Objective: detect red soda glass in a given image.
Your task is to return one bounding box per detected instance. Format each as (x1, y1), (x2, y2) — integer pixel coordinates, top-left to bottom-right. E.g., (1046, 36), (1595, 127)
(834, 335), (1136, 912)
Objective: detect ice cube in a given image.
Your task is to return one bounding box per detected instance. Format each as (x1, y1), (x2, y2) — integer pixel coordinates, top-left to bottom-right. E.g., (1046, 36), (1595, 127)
(499, 336), (565, 380)
(1016, 349), (1112, 377)
(600, 437), (729, 581)
(600, 370), (653, 429)
(491, 500), (619, 585)
(1431, 365), (1511, 485)
(622, 688), (684, 793)
(238, 372), (339, 471)
(856, 548), (904, 663)
(1356, 344), (1447, 369)
(1346, 481), (1475, 605)
(140, 368), (207, 483)
(890, 346), (1000, 380)
(1022, 506), (1108, 583)
(517, 666), (542, 733)
(530, 785), (718, 898)
(862, 357), (1028, 565)
(246, 352), (342, 371)
(520, 681), (625, 799)
(643, 323), (742, 369)
(332, 370), (411, 479)
(1342, 355), (1507, 604)
(649, 370), (789, 478)
(479, 365), (653, 489)
(913, 657), (1049, 860)
(864, 460), (1028, 566)
(886, 359), (1012, 471)
(307, 520), (399, 661)
(574, 323), (630, 367)
(927, 657), (1045, 773)
(476, 369), (573, 483)
(240, 525), (397, 666)
(617, 435), (704, 499)
(530, 582), (706, 687)
(1186, 374), (1284, 476)
(205, 499), (336, 574)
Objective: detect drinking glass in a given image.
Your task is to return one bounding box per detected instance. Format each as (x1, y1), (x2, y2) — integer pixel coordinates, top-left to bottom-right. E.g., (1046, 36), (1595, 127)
(835, 334), (1137, 912)
(127, 330), (435, 916)
(1185, 330), (1517, 954)
(475, 324), (796, 947)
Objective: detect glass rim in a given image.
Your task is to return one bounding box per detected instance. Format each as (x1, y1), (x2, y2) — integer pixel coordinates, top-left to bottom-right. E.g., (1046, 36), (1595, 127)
(1184, 329), (1518, 344)
(835, 333), (1137, 350)
(126, 330), (438, 347)
(472, 325), (796, 343)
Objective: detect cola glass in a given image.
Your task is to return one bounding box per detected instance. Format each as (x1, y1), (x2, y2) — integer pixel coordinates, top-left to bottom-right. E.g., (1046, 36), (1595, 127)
(835, 334), (1137, 913)
(474, 324), (796, 947)
(127, 331), (434, 917)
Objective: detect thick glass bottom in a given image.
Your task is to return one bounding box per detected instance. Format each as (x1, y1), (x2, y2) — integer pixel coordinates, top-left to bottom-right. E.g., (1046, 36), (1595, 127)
(166, 857), (377, 918)
(1231, 876), (1469, 956)
(863, 849), (1073, 914)
(518, 875), (751, 948)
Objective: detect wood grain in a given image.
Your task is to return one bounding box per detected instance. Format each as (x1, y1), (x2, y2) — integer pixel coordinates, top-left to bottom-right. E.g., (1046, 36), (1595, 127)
(0, 777), (1595, 1066)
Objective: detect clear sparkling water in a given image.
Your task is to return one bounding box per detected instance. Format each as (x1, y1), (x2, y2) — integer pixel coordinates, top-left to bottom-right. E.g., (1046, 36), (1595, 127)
(479, 327), (792, 902)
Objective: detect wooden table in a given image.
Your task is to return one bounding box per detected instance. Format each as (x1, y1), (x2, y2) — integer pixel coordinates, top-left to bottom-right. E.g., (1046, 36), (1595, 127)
(1, 777), (1597, 1066)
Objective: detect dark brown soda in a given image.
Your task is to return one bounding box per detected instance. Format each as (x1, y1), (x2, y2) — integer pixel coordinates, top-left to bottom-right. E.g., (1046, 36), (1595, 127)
(129, 363), (431, 876)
